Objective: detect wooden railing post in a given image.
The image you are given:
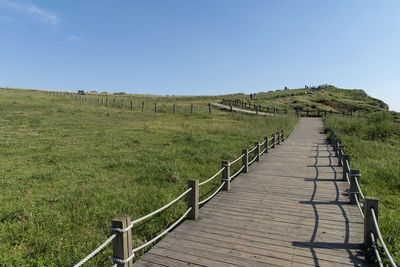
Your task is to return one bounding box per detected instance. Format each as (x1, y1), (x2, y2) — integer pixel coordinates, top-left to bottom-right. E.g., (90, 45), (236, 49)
(281, 129), (285, 142)
(338, 146), (344, 167)
(242, 149), (248, 173)
(187, 179), (199, 220)
(221, 161), (230, 191)
(364, 197), (379, 249)
(141, 101), (144, 112)
(349, 169), (360, 204)
(272, 134), (275, 148)
(330, 131), (334, 145)
(111, 217), (133, 267)
(208, 103), (211, 114)
(264, 136), (269, 153)
(277, 131), (281, 145)
(191, 104), (194, 114)
(342, 154), (350, 180)
(173, 104), (176, 114)
(130, 101), (133, 110)
(154, 102), (157, 113)
(255, 142), (260, 162)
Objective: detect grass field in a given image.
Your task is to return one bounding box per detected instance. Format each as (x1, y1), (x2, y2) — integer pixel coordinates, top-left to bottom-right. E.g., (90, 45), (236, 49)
(324, 113), (400, 264)
(0, 88), (298, 266)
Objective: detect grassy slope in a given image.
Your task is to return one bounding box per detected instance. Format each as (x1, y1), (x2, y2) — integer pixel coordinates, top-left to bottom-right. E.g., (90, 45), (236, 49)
(227, 85), (393, 114)
(0, 89), (298, 266)
(324, 114), (400, 263)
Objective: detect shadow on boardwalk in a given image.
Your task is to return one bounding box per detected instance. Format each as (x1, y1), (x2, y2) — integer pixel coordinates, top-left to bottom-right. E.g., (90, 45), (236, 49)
(135, 118), (370, 267)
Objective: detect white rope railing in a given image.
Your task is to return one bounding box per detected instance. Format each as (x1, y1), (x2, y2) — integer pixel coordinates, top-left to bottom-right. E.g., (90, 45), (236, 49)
(268, 144), (274, 149)
(260, 147), (267, 155)
(370, 232), (384, 267)
(354, 178), (365, 200)
(230, 154), (244, 166)
(354, 194), (364, 219)
(110, 207), (193, 265)
(231, 165), (245, 179)
(248, 156), (257, 165)
(371, 208), (397, 267)
(74, 234), (117, 267)
(248, 146), (257, 153)
(345, 171), (350, 185)
(260, 139), (266, 146)
(199, 182), (226, 205)
(199, 168), (224, 186)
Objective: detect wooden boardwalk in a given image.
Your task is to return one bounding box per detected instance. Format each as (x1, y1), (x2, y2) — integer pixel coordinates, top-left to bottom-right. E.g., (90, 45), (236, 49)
(134, 118), (370, 266)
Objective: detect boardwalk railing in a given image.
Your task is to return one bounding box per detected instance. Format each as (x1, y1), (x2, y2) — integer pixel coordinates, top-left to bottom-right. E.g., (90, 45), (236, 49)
(330, 131), (397, 267)
(74, 130), (285, 266)
(221, 99), (287, 115)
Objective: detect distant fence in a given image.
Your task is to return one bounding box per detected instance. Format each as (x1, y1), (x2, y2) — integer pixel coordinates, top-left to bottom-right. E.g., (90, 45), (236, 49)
(73, 130), (286, 266)
(221, 99), (288, 115)
(43, 91), (214, 115)
(330, 131), (397, 267)
(223, 98), (400, 122)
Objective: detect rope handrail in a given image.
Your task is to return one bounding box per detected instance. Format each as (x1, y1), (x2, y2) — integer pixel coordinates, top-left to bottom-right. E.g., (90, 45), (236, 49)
(122, 207), (192, 259)
(345, 172), (350, 185)
(199, 167), (225, 186)
(268, 144), (274, 149)
(269, 137), (274, 141)
(231, 165), (245, 179)
(354, 194), (365, 219)
(260, 147), (267, 155)
(199, 182), (226, 206)
(260, 139), (266, 146)
(230, 154), (244, 166)
(370, 208), (397, 267)
(248, 145), (257, 153)
(74, 234), (117, 267)
(248, 156), (257, 166)
(131, 187), (192, 227)
(370, 232), (384, 267)
(354, 177), (365, 200)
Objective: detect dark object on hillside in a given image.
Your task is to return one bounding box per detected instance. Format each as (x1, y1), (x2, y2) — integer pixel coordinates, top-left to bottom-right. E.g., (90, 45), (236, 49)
(284, 87), (288, 90)
(78, 90), (85, 95)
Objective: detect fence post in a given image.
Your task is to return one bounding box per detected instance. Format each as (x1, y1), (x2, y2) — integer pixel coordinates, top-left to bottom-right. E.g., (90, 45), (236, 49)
(274, 107), (276, 116)
(242, 149), (248, 173)
(187, 179), (199, 220)
(306, 109), (309, 116)
(121, 100), (124, 109)
(272, 134), (275, 148)
(330, 131), (334, 145)
(173, 104), (176, 114)
(106, 98), (109, 106)
(155, 102), (157, 113)
(349, 169), (360, 204)
(221, 161), (230, 191)
(208, 103), (211, 114)
(111, 217), (133, 267)
(130, 101), (133, 110)
(281, 129), (285, 142)
(142, 101), (144, 112)
(264, 136), (269, 153)
(342, 154), (350, 180)
(277, 131), (281, 145)
(191, 104), (194, 114)
(364, 197), (379, 249)
(338, 146), (344, 167)
(102, 98), (104, 105)
(255, 142), (260, 162)
(324, 110), (327, 117)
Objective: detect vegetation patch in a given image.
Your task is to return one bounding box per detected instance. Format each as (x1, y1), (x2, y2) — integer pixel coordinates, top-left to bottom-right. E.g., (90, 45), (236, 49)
(0, 88), (298, 265)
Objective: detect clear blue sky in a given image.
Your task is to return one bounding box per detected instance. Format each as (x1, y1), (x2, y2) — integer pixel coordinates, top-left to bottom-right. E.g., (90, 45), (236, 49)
(1, 0), (399, 111)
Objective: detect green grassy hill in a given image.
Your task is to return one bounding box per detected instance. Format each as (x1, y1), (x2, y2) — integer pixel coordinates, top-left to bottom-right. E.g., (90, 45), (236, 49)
(226, 85), (394, 115)
(0, 88), (298, 266)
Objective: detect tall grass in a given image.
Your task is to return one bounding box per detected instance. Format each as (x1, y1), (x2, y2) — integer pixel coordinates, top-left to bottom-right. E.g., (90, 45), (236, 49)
(0, 89), (298, 266)
(324, 113), (400, 264)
